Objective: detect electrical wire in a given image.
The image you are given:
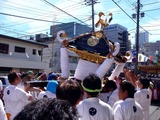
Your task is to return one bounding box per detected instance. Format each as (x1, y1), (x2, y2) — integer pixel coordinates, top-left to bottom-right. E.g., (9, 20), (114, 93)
(0, 28), (30, 36)
(145, 13), (160, 23)
(125, 0), (134, 7)
(143, 8), (160, 12)
(0, 0), (86, 28)
(143, 25), (160, 27)
(143, 1), (160, 6)
(40, 0), (89, 26)
(0, 12), (64, 23)
(112, 0), (151, 35)
(144, 29), (160, 31)
(1, 22), (79, 38)
(0, 3), (50, 15)
(1, 10), (74, 29)
(1, 1), (54, 13)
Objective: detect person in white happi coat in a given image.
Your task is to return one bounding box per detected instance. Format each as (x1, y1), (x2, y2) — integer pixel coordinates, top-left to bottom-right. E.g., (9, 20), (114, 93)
(134, 78), (152, 120)
(108, 76), (124, 107)
(99, 80), (117, 104)
(77, 74), (114, 120)
(37, 80), (58, 99)
(0, 80), (3, 92)
(0, 99), (7, 120)
(108, 88), (119, 107)
(114, 81), (144, 120)
(3, 72), (33, 120)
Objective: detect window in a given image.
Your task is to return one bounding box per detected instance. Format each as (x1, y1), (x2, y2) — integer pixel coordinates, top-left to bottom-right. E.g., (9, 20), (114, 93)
(118, 32), (122, 35)
(69, 56), (79, 63)
(32, 49), (36, 55)
(15, 46), (25, 53)
(0, 43), (9, 54)
(38, 50), (42, 56)
(118, 37), (123, 40)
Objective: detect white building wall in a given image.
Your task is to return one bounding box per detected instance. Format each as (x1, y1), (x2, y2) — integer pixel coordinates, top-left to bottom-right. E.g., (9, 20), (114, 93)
(0, 37), (48, 73)
(0, 56), (47, 69)
(1, 38), (43, 61)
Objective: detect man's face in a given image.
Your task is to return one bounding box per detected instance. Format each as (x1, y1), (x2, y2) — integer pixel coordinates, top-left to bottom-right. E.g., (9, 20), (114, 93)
(15, 76), (22, 85)
(118, 87), (128, 100)
(29, 73), (34, 79)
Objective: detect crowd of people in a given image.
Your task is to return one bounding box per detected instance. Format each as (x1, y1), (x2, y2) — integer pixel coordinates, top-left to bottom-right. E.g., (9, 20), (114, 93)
(0, 69), (152, 120)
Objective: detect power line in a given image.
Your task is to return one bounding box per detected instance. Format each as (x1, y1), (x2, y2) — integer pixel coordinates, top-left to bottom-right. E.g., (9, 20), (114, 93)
(0, 2), (87, 27)
(2, 1), (52, 13)
(3, 0), (85, 12)
(0, 28), (29, 36)
(111, 0), (151, 34)
(144, 29), (160, 31)
(143, 7), (160, 12)
(0, 5), (48, 16)
(143, 1), (160, 6)
(0, 2), (50, 15)
(0, 1), (86, 28)
(66, 0), (82, 3)
(1, 11), (88, 29)
(0, 12), (64, 23)
(139, 20), (157, 26)
(1, 23), (78, 38)
(40, 0), (89, 26)
(143, 25), (160, 27)
(1, 1), (86, 17)
(125, 0), (134, 7)
(145, 13), (160, 23)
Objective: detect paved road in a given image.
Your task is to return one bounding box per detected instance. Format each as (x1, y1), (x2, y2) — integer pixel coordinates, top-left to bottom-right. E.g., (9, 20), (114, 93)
(150, 102), (160, 120)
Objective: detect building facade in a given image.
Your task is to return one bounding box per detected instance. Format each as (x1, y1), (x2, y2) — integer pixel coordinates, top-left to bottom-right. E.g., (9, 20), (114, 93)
(0, 34), (48, 75)
(50, 22), (92, 37)
(104, 24), (129, 55)
(138, 31), (149, 48)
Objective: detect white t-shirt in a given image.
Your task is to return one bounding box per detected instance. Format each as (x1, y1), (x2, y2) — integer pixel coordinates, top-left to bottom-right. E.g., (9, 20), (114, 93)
(37, 91), (56, 99)
(17, 83), (25, 90)
(113, 98), (144, 120)
(108, 89), (119, 107)
(77, 97), (114, 120)
(112, 100), (123, 110)
(0, 99), (7, 120)
(3, 85), (31, 120)
(134, 89), (152, 120)
(99, 93), (109, 103)
(17, 83), (39, 100)
(0, 80), (3, 91)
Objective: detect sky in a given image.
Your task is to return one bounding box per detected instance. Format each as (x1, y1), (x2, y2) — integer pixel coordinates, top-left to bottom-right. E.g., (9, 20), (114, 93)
(1, 0), (160, 45)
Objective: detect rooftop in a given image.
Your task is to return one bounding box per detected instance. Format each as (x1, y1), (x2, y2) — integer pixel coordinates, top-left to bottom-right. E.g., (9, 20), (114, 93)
(0, 34), (48, 47)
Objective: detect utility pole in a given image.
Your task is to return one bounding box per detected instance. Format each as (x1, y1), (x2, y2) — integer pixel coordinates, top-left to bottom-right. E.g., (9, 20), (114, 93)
(51, 37), (54, 72)
(91, 0), (95, 32)
(135, 0), (140, 72)
(85, 0), (99, 32)
(132, 0), (145, 72)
